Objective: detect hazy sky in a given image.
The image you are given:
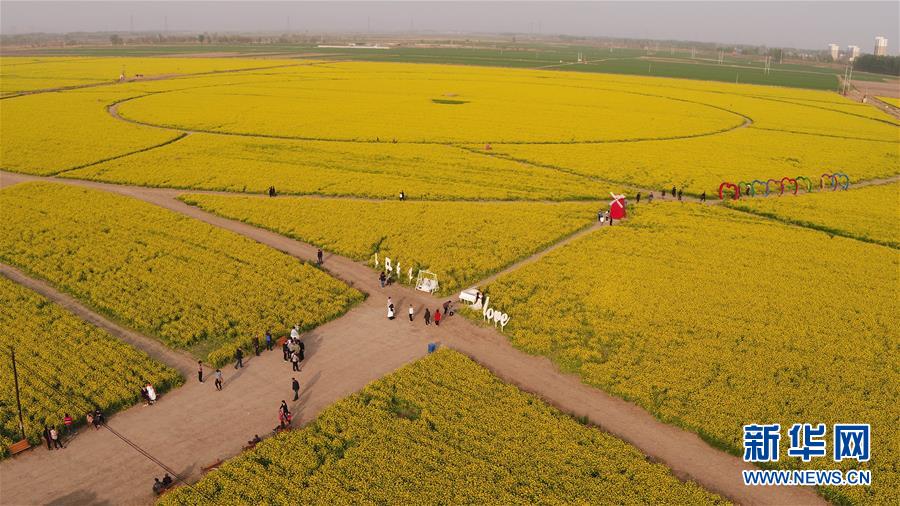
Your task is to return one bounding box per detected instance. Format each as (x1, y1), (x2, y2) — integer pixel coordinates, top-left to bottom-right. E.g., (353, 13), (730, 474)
(2, 1), (897, 53)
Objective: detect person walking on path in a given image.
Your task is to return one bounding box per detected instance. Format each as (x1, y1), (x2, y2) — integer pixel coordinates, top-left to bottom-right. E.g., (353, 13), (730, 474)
(424, 308), (431, 325)
(291, 351), (301, 372)
(234, 348), (244, 369)
(677, 189), (683, 202)
(146, 383), (157, 405)
(93, 409), (105, 427)
(636, 192), (641, 204)
(265, 330), (273, 351)
(408, 304), (415, 322)
(700, 191), (706, 203)
(292, 377), (300, 401)
(282, 340), (290, 361)
(597, 209), (603, 222)
(672, 186), (677, 198)
(317, 249), (323, 265)
(214, 369), (223, 391)
(253, 336), (261, 356)
(43, 426), (53, 450)
(86, 411), (95, 430)
(63, 413), (73, 437)
(298, 340), (305, 362)
(434, 309), (442, 326)
(387, 304), (395, 320)
(197, 361), (204, 383)
(662, 189), (666, 198)
(379, 271), (386, 288)
(50, 427), (62, 449)
(648, 192), (654, 203)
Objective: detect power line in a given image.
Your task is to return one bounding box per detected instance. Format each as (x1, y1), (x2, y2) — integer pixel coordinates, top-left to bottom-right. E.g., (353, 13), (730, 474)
(9, 353), (214, 501)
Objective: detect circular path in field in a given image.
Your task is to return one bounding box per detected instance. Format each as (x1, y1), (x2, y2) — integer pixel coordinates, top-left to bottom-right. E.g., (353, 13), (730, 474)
(115, 66), (748, 143)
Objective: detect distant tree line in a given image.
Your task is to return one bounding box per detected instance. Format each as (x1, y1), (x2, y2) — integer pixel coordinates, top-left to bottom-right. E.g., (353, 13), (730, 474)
(852, 55), (900, 76)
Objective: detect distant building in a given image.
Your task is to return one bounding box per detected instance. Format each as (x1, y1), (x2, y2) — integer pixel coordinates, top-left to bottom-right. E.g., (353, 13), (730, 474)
(874, 36), (888, 56)
(828, 43), (840, 61)
(847, 45), (860, 61)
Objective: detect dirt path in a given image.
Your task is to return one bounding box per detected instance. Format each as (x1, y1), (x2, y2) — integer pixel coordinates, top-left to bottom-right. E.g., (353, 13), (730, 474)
(0, 171), (824, 505)
(0, 263), (196, 378)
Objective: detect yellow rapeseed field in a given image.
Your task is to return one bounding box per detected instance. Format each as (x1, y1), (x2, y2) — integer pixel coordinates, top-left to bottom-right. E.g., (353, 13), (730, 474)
(0, 275), (182, 457)
(729, 181), (900, 248)
(0, 56), (298, 95)
(0, 182), (363, 365)
(877, 96), (900, 108)
(116, 62), (743, 143)
(0, 89), (179, 175)
(474, 203), (899, 505)
(158, 349), (727, 505)
(488, 127), (899, 195)
(65, 133), (612, 200)
(180, 193), (598, 293)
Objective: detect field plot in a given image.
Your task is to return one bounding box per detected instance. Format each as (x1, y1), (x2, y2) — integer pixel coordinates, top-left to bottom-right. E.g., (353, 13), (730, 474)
(729, 181), (900, 248)
(877, 96), (900, 108)
(180, 194), (597, 292)
(0, 275), (182, 457)
(0, 182), (363, 365)
(476, 204), (899, 505)
(488, 128), (899, 196)
(159, 349), (726, 505)
(0, 56), (298, 95)
(0, 89), (179, 175)
(64, 133), (612, 200)
(115, 62), (745, 142)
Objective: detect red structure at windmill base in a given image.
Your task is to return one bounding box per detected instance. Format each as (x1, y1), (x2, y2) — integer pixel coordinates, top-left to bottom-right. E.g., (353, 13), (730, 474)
(609, 193), (627, 219)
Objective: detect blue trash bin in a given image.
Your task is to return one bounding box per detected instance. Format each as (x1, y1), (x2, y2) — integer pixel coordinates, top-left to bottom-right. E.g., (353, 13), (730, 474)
(427, 342), (437, 354)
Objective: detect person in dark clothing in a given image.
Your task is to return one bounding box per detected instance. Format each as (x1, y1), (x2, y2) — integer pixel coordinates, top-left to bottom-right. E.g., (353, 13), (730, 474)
(442, 300), (452, 316)
(162, 474), (173, 487)
(234, 348), (244, 369)
(197, 361), (204, 382)
(93, 409), (104, 428)
(253, 337), (261, 356)
(153, 478), (164, 495)
(268, 186), (276, 197)
(265, 330), (273, 351)
(379, 271), (386, 288)
(399, 191), (406, 201)
(43, 426), (53, 450)
(597, 209), (603, 222)
(648, 192), (654, 203)
(662, 189), (666, 198)
(672, 186), (677, 198)
(298, 341), (305, 361)
(292, 377), (300, 401)
(636, 192), (641, 204)
(700, 191), (706, 203)
(424, 308), (431, 325)
(677, 189), (683, 201)
(317, 249), (323, 265)
(282, 341), (290, 361)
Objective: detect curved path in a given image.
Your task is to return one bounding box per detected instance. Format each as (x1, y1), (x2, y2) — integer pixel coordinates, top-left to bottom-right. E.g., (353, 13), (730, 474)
(0, 170), (823, 506)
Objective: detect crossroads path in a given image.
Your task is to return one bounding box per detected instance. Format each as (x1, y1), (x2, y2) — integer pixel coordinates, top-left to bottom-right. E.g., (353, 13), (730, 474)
(0, 171), (824, 505)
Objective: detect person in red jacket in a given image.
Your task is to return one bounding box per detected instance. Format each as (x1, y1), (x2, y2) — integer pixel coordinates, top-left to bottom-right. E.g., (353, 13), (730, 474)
(434, 309), (442, 326)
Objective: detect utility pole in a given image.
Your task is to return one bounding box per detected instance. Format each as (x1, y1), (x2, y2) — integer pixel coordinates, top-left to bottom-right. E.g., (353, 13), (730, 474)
(10, 348), (27, 441)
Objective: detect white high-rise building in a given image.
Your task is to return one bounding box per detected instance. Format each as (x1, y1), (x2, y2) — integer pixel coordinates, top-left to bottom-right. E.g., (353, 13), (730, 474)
(874, 36), (888, 56)
(847, 45), (860, 60)
(828, 43), (840, 61)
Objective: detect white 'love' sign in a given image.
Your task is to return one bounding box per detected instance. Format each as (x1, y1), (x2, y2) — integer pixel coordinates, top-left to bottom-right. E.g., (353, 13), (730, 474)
(481, 296), (511, 330)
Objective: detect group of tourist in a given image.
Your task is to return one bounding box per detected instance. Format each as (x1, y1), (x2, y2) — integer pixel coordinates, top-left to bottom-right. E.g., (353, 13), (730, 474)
(152, 474), (174, 495)
(385, 296), (451, 326)
(284, 325), (306, 371)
